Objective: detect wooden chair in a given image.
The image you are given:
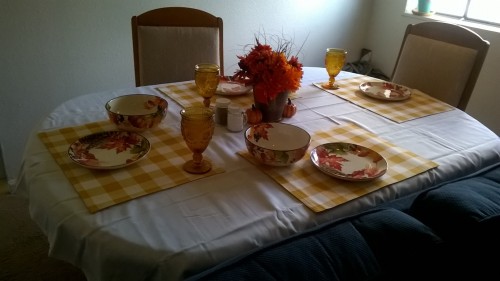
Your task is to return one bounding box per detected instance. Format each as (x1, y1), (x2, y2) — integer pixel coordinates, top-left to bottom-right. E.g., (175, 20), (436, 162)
(391, 21), (489, 110)
(131, 7), (224, 86)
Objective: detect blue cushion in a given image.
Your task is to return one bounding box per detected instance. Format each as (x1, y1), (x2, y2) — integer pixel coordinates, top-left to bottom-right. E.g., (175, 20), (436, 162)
(409, 165), (500, 280)
(187, 208), (443, 281)
(410, 167), (500, 240)
(351, 208), (444, 280)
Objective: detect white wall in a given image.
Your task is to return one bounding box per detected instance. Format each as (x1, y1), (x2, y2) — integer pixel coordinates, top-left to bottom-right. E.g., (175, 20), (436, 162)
(0, 0), (372, 182)
(365, 0), (500, 139)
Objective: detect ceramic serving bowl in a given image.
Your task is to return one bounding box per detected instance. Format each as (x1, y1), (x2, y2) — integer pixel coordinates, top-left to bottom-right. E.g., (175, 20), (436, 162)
(244, 122), (311, 166)
(105, 94), (168, 132)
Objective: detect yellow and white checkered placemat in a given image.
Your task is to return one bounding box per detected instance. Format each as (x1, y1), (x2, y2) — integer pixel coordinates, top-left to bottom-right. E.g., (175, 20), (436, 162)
(314, 76), (454, 123)
(157, 81), (255, 109)
(239, 123), (438, 212)
(38, 121), (224, 213)
(156, 81), (298, 109)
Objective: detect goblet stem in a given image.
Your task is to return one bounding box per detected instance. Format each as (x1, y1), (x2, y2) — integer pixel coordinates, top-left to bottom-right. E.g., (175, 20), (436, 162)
(192, 152), (203, 166)
(328, 76), (337, 90)
(183, 154), (211, 174)
(203, 97), (211, 108)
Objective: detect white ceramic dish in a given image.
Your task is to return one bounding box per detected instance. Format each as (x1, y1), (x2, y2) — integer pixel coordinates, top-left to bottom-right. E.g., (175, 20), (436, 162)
(245, 122), (311, 166)
(216, 76), (252, 96)
(310, 142), (387, 181)
(68, 131), (150, 170)
(359, 81), (411, 101)
(105, 94), (168, 132)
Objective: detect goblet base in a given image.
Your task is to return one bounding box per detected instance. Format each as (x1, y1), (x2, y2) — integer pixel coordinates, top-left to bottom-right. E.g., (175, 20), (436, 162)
(322, 82), (340, 90)
(183, 159), (212, 174)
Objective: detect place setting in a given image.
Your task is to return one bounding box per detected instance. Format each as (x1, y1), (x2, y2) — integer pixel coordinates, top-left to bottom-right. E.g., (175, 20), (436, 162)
(312, 47), (454, 123)
(65, 61), (229, 175)
(155, 64), (256, 110)
(65, 94), (168, 170)
(241, 122), (388, 184)
(38, 83), (229, 213)
(238, 121), (438, 212)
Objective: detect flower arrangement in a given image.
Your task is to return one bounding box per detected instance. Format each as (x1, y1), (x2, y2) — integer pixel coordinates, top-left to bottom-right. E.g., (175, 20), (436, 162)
(234, 38), (304, 104)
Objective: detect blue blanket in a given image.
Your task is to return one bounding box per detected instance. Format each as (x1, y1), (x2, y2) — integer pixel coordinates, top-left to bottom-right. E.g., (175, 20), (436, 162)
(188, 164), (500, 280)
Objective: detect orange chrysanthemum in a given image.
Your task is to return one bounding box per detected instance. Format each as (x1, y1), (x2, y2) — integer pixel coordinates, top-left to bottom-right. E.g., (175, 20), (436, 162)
(234, 39), (303, 104)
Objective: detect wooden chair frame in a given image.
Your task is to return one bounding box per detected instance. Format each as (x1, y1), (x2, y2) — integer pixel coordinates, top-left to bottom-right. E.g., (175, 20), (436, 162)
(131, 7), (224, 86)
(391, 21), (489, 110)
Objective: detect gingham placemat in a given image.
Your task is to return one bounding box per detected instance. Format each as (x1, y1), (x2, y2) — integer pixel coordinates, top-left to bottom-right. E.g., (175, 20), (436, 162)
(157, 81), (254, 108)
(313, 76), (454, 123)
(38, 121), (224, 213)
(156, 81), (298, 109)
(239, 123), (438, 212)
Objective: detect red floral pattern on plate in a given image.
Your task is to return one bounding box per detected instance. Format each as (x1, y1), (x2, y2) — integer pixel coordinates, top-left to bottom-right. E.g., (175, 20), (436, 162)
(359, 81), (411, 101)
(310, 142), (387, 181)
(216, 76), (252, 96)
(68, 131), (150, 169)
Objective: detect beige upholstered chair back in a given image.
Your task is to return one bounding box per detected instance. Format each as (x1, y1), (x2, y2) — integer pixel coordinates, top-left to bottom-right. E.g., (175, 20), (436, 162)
(132, 7), (224, 86)
(391, 22), (489, 111)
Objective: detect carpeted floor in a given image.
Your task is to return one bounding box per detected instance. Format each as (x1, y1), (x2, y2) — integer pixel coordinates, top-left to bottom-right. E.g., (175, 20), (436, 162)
(0, 181), (87, 281)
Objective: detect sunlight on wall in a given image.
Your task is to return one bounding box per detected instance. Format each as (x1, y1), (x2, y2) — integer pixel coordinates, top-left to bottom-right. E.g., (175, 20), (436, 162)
(295, 0), (330, 13)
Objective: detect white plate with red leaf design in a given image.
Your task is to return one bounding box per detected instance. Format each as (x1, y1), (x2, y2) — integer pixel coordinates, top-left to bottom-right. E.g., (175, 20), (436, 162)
(359, 81), (411, 101)
(68, 131), (150, 170)
(310, 142), (388, 181)
(216, 76), (252, 96)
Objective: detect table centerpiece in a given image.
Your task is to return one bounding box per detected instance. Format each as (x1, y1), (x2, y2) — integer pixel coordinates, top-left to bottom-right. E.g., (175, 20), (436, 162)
(234, 37), (303, 122)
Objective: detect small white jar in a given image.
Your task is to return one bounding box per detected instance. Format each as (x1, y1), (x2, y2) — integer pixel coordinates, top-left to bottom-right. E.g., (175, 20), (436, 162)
(227, 104), (246, 132)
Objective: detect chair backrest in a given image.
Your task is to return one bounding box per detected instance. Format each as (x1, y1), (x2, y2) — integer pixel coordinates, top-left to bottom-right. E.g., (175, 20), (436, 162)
(131, 7), (224, 86)
(391, 21), (489, 110)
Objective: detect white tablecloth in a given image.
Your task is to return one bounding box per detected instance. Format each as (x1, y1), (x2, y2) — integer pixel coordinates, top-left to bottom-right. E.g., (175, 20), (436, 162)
(16, 67), (500, 280)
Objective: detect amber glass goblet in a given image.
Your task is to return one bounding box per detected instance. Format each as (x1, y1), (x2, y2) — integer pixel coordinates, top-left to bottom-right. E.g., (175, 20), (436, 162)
(180, 106), (215, 174)
(324, 48), (347, 90)
(195, 63), (220, 108)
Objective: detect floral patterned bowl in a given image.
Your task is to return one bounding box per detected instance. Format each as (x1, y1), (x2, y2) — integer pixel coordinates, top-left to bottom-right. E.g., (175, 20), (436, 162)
(105, 94), (168, 132)
(244, 123), (311, 166)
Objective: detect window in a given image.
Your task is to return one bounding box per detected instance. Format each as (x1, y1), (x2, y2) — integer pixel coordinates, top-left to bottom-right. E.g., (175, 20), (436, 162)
(406, 0), (500, 28)
(467, 1), (500, 25)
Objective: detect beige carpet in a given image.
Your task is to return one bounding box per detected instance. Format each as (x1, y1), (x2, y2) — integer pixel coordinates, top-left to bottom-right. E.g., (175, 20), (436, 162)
(0, 185), (87, 281)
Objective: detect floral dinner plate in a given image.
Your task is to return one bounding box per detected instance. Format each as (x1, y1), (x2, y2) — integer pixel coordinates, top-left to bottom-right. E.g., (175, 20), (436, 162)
(216, 76), (252, 96)
(310, 142), (388, 181)
(359, 81), (411, 101)
(68, 131), (150, 170)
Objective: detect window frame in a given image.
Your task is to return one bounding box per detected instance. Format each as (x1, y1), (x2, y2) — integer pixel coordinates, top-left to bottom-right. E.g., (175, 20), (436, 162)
(405, 0), (500, 32)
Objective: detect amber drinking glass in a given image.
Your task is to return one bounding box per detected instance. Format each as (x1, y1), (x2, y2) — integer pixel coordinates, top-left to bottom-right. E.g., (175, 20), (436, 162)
(324, 48), (347, 90)
(180, 106), (215, 174)
(195, 63), (220, 108)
